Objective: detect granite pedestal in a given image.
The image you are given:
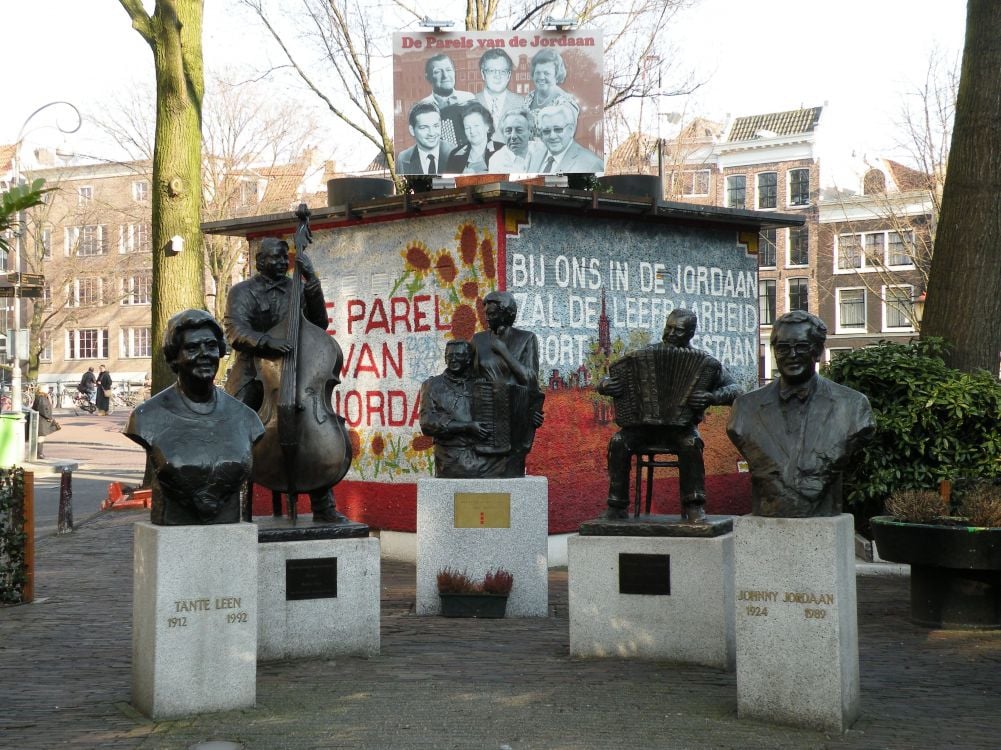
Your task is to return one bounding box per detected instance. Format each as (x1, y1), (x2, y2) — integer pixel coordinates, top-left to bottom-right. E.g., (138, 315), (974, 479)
(568, 520), (735, 669)
(734, 514), (859, 733)
(257, 526), (380, 661)
(132, 522), (257, 720)
(416, 476), (548, 617)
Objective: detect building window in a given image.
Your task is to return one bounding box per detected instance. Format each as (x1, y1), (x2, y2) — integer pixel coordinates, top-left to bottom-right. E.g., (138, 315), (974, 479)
(726, 175), (746, 209)
(787, 227), (809, 267)
(68, 277), (102, 307)
(788, 168), (810, 206)
(864, 233), (884, 266)
(788, 277), (809, 312)
(836, 288), (866, 332)
(122, 273), (153, 305)
(66, 225), (107, 256)
(759, 279), (776, 325)
(888, 231), (915, 267)
(121, 327), (152, 358)
(757, 172), (777, 209)
(836, 234), (862, 270)
(759, 229), (777, 268)
(682, 170), (711, 196)
(240, 180), (261, 206)
(39, 226), (52, 259)
(826, 347), (851, 362)
(121, 223), (151, 253)
(66, 328), (108, 360)
(884, 285), (914, 331)
(133, 180), (149, 202)
(38, 331), (52, 362)
(77, 186), (93, 205)
(42, 283), (52, 309)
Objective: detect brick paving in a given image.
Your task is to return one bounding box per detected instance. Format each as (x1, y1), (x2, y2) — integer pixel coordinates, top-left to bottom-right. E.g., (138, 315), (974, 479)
(2, 417), (1000, 749)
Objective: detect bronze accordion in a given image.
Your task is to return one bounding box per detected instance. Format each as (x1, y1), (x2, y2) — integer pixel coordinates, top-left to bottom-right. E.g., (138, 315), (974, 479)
(609, 345), (720, 428)
(471, 380), (545, 455)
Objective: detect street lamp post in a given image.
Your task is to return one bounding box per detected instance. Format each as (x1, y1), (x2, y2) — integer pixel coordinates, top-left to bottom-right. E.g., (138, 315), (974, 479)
(10, 101), (81, 424)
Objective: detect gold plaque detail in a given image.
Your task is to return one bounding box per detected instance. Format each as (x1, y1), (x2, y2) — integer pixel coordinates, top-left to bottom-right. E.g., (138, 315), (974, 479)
(454, 493), (511, 528)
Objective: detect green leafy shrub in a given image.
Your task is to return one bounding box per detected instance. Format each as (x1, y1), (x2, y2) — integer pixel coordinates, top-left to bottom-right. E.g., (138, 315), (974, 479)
(0, 468), (28, 605)
(824, 338), (1001, 530)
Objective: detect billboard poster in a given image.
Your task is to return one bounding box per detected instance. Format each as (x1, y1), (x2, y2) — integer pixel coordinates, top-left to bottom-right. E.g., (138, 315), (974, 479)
(392, 30), (604, 176)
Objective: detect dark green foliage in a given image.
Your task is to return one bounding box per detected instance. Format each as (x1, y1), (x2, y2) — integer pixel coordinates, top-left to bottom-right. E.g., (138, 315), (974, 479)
(0, 468), (27, 604)
(824, 338), (1001, 528)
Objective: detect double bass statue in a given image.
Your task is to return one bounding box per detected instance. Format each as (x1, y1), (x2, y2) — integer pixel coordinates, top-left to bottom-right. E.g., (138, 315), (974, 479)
(224, 204), (353, 523)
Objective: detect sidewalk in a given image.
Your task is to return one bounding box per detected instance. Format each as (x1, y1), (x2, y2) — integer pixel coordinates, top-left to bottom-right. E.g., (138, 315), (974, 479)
(2, 420), (1001, 748)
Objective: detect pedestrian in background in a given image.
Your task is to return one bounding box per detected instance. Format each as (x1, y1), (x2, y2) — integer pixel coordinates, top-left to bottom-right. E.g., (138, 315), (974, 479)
(96, 364), (113, 416)
(79, 366), (97, 404)
(32, 385), (59, 459)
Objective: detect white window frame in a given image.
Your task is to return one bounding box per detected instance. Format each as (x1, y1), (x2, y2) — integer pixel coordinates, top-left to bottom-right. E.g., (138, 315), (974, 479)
(786, 227), (809, 268)
(759, 229), (777, 269)
(758, 279), (776, 326)
(786, 276), (809, 313)
(38, 331), (52, 362)
(826, 347), (851, 362)
(65, 328), (108, 360)
(835, 230), (918, 274)
(756, 171), (778, 210)
(120, 222), (151, 254)
(882, 284), (915, 332)
(726, 174), (746, 209)
(77, 185), (93, 205)
(66, 277), (103, 308)
(886, 230), (916, 269)
(835, 287), (867, 334)
(132, 180), (149, 202)
(121, 273), (153, 306)
(40, 225), (52, 258)
(787, 168), (810, 207)
(65, 225), (107, 256)
(120, 327), (152, 358)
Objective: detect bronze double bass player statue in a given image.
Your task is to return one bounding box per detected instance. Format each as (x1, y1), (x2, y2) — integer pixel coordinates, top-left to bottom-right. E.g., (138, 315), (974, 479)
(224, 204), (353, 523)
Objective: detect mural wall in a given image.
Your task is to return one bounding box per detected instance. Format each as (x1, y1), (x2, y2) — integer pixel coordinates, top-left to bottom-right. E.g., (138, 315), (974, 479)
(249, 206), (757, 531)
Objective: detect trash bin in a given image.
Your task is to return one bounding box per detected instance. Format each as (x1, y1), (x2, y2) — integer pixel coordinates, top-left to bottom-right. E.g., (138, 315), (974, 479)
(0, 412), (25, 467)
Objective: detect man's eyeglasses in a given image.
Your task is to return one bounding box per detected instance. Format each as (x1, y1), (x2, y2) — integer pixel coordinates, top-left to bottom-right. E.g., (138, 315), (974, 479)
(482, 68), (511, 76)
(773, 342), (814, 356)
(540, 126), (567, 136)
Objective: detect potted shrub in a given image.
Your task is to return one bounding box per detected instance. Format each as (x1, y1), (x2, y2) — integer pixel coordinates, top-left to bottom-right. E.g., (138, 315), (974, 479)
(436, 567), (513, 618)
(871, 484), (1001, 629)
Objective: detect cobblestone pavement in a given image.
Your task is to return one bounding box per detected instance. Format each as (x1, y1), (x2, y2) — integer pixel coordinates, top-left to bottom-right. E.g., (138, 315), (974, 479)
(2, 506), (1000, 750)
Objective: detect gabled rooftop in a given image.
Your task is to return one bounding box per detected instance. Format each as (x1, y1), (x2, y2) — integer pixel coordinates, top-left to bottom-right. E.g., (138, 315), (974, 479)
(726, 107), (823, 143)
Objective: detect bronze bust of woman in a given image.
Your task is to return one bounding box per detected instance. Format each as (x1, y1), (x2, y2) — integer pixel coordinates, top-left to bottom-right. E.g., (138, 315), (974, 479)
(125, 309), (265, 525)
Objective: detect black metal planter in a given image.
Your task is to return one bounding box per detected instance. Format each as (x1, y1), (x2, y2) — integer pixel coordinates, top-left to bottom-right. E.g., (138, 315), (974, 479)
(439, 592), (509, 618)
(871, 516), (1001, 629)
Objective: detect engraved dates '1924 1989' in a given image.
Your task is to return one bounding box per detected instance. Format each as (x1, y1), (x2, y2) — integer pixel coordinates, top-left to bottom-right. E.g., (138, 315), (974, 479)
(737, 589), (834, 619)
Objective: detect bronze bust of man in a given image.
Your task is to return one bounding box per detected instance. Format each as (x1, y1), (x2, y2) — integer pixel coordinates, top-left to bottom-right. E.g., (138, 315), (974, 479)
(125, 310), (265, 525)
(727, 310), (875, 518)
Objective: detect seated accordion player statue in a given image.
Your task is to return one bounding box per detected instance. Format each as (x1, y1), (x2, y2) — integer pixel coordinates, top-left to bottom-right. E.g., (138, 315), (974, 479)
(609, 345), (721, 428)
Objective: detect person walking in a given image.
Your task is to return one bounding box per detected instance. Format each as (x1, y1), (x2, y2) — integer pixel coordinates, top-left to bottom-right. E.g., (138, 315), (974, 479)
(31, 385), (59, 459)
(95, 364), (113, 416)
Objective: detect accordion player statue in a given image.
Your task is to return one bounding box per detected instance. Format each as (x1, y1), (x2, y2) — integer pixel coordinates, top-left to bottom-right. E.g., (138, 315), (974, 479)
(419, 292), (545, 478)
(597, 308), (741, 522)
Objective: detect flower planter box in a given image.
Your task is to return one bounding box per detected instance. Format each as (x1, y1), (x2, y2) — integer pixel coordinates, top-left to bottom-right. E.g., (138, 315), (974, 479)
(439, 592), (508, 618)
(871, 516), (1001, 630)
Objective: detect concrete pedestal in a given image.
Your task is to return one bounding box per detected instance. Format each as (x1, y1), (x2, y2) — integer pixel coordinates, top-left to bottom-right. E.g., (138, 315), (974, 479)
(734, 514), (859, 733)
(568, 532), (735, 669)
(132, 522), (257, 720)
(416, 476), (548, 617)
(258, 537), (380, 660)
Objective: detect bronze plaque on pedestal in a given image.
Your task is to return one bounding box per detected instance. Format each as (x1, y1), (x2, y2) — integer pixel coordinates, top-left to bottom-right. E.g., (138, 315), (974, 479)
(453, 493), (511, 528)
(618, 553), (671, 595)
(286, 557), (338, 600)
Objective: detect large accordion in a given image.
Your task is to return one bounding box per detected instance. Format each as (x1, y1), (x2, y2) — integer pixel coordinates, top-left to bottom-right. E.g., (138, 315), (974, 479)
(471, 380), (545, 455)
(609, 345), (719, 428)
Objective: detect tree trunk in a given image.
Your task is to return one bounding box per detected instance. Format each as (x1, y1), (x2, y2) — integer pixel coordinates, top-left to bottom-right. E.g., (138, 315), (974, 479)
(921, 0), (1001, 374)
(120, 0), (206, 394)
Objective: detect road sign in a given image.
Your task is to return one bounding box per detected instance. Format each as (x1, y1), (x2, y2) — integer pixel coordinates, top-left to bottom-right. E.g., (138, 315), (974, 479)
(3, 272), (44, 287)
(0, 287), (14, 298)
(19, 288), (43, 298)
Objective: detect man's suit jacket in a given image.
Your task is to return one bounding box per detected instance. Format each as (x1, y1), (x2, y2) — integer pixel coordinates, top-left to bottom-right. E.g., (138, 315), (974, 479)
(396, 141), (453, 175)
(726, 376), (874, 517)
(542, 141), (604, 174)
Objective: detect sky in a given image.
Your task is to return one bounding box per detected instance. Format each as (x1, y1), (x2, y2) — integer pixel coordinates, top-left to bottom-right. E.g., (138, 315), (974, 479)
(1, 0), (967, 173)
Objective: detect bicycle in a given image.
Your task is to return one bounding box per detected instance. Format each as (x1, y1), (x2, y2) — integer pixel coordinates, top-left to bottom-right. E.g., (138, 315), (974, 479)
(72, 390), (97, 414)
